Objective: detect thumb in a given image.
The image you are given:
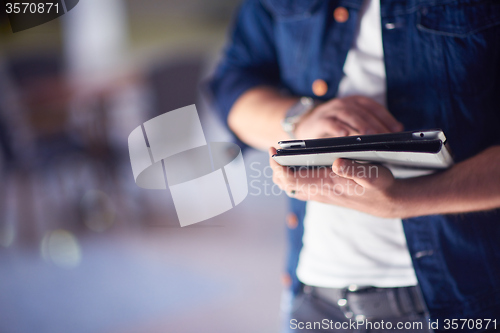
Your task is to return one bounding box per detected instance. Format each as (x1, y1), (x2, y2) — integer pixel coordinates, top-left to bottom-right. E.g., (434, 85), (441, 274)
(332, 159), (393, 189)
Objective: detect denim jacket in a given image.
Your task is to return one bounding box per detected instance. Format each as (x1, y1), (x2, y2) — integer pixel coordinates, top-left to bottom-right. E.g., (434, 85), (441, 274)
(208, 0), (500, 326)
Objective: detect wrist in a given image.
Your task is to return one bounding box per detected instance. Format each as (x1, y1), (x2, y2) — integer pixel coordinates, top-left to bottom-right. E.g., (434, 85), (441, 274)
(281, 97), (316, 139)
(386, 179), (414, 219)
(293, 106), (317, 138)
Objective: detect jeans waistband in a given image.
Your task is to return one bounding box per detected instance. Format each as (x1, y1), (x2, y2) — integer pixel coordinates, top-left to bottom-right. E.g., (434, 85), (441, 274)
(304, 284), (426, 321)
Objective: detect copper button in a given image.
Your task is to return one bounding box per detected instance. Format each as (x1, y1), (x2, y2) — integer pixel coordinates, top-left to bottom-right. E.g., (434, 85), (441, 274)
(312, 79), (328, 97)
(334, 7), (349, 23)
(286, 212), (298, 229)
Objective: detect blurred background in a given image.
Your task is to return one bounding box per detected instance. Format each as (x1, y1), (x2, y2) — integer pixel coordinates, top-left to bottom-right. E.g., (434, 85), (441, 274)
(0, 1), (290, 332)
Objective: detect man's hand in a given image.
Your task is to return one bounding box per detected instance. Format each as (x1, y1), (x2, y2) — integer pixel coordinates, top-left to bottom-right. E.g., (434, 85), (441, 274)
(269, 147), (402, 218)
(227, 88), (403, 150)
(295, 95), (403, 139)
(269, 145), (500, 219)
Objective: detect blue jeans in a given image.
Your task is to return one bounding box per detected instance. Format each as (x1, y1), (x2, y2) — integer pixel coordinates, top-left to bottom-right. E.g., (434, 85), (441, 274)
(286, 290), (429, 333)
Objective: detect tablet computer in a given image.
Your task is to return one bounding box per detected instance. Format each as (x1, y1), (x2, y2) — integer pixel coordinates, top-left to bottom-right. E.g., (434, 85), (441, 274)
(272, 129), (454, 171)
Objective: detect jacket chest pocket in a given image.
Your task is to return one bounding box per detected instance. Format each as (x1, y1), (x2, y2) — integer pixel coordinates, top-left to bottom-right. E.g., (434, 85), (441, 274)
(417, 0), (500, 37)
(414, 0), (500, 97)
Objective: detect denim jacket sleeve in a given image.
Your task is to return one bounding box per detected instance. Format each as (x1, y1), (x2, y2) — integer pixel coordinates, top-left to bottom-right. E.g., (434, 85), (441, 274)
(208, 0), (280, 132)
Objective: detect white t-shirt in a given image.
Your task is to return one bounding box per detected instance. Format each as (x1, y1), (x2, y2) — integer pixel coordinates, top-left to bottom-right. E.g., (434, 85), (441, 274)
(296, 0), (418, 288)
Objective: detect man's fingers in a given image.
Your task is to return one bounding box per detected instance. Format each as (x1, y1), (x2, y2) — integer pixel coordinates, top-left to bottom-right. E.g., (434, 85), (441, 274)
(353, 96), (404, 132)
(269, 147), (297, 187)
(322, 120), (354, 137)
(332, 158), (393, 189)
(269, 147), (284, 183)
(270, 148), (330, 198)
(269, 147), (277, 157)
(353, 108), (394, 134)
(330, 108), (388, 135)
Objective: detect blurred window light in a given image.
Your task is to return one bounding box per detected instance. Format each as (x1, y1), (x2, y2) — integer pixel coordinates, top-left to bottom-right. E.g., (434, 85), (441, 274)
(41, 229), (82, 268)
